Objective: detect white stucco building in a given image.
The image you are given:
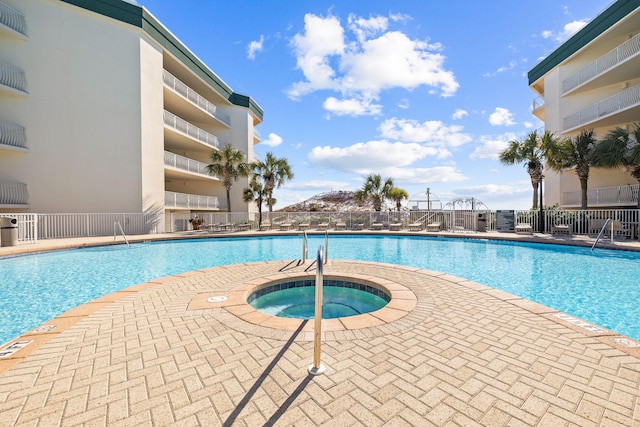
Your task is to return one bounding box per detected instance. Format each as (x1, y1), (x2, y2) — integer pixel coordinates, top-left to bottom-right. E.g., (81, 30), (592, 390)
(528, 0), (640, 208)
(0, 0), (262, 227)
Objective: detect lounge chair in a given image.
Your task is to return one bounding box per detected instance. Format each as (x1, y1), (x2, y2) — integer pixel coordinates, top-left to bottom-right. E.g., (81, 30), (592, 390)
(371, 222), (384, 230)
(236, 223), (251, 232)
(514, 223), (533, 235)
(259, 221), (272, 231)
(426, 222), (441, 232)
(408, 221), (424, 231)
(298, 222), (310, 231)
(279, 222), (293, 231)
(352, 223), (364, 230)
(335, 222), (347, 230)
(317, 222), (330, 231)
(552, 224), (571, 235)
(389, 223), (403, 231)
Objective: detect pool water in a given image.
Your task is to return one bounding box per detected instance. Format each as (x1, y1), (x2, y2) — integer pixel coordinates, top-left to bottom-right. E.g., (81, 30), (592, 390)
(1, 235), (640, 345)
(249, 286), (388, 319)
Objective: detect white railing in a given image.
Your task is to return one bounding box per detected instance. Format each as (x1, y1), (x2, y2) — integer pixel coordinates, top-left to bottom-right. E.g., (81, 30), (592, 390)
(37, 213), (162, 240)
(253, 127), (261, 140)
(163, 110), (225, 150)
(563, 33), (640, 94)
(0, 182), (28, 205)
(164, 191), (222, 210)
(0, 62), (27, 93)
(532, 96), (544, 112)
(163, 70), (231, 126)
(0, 2), (27, 37)
(164, 151), (214, 178)
(0, 122), (27, 149)
(2, 208), (639, 244)
(563, 83), (640, 131)
(562, 184), (639, 207)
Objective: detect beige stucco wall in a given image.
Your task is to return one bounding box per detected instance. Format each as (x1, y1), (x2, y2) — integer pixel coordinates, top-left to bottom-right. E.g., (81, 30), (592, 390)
(0, 0), (156, 213)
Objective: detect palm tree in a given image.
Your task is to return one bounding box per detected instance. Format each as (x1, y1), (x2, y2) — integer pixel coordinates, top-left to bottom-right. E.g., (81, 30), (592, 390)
(243, 175), (266, 225)
(545, 129), (596, 210)
(499, 130), (564, 210)
(206, 144), (250, 212)
(355, 174), (394, 211)
(251, 152), (294, 212)
(388, 187), (409, 211)
(592, 123), (640, 208)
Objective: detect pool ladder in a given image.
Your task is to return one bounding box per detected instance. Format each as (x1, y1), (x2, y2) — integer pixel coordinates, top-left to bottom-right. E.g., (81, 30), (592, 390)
(113, 221), (130, 247)
(302, 230), (328, 264)
(591, 219), (612, 251)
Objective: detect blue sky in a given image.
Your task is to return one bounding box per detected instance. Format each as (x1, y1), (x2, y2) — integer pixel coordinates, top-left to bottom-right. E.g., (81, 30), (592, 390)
(137, 0), (612, 210)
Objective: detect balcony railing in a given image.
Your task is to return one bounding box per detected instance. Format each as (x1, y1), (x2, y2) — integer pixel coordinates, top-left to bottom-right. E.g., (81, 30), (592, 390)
(0, 122), (27, 149)
(164, 151), (215, 178)
(0, 62), (27, 94)
(562, 184), (639, 207)
(164, 191), (222, 210)
(563, 83), (640, 131)
(563, 33), (640, 94)
(0, 2), (27, 37)
(163, 70), (231, 126)
(0, 182), (28, 205)
(163, 110), (225, 150)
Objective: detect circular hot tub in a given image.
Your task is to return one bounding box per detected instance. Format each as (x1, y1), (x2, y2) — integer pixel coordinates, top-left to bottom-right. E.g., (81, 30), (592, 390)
(247, 278), (390, 319)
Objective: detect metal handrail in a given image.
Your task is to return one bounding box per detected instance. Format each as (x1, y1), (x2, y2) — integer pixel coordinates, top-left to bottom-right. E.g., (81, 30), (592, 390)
(113, 221), (130, 247)
(302, 230), (308, 262)
(591, 219), (611, 251)
(308, 245), (325, 375)
(324, 230), (328, 264)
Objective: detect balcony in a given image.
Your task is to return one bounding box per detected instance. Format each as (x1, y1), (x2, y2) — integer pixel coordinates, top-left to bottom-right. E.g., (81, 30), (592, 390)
(563, 83), (640, 131)
(531, 96), (544, 121)
(0, 2), (27, 38)
(0, 122), (27, 150)
(0, 182), (28, 206)
(164, 110), (227, 151)
(165, 191), (222, 210)
(163, 70), (231, 127)
(563, 33), (640, 94)
(164, 150), (218, 180)
(0, 62), (27, 95)
(562, 184), (639, 208)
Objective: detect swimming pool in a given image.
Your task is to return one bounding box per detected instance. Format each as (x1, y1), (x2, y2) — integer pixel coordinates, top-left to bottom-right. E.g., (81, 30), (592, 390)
(1, 235), (639, 345)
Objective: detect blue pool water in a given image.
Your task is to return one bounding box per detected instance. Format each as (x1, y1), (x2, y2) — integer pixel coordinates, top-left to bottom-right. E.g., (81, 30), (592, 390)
(249, 286), (388, 319)
(1, 235), (639, 345)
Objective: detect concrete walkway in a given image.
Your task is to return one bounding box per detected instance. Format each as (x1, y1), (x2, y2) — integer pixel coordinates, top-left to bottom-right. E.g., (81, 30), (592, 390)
(1, 232), (640, 426)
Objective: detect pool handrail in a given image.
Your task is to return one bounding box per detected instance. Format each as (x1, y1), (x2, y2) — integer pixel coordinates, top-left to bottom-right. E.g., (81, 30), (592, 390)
(591, 218), (612, 251)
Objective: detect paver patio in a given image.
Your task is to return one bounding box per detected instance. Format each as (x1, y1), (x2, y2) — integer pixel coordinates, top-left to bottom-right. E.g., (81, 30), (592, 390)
(1, 255), (639, 426)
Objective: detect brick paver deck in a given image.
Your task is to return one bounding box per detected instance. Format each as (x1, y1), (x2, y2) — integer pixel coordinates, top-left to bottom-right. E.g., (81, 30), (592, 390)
(1, 256), (639, 426)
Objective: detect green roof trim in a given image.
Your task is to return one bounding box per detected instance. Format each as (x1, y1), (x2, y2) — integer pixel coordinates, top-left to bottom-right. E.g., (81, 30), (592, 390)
(60, 0), (264, 121)
(528, 0), (640, 85)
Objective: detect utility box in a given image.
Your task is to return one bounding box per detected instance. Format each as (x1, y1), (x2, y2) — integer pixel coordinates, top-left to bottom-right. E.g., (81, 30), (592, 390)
(0, 217), (18, 246)
(477, 213), (487, 232)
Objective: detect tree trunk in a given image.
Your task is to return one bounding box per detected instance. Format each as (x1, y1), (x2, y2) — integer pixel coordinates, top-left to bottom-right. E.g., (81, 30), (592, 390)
(580, 177), (588, 210)
(226, 189), (232, 213)
(531, 181), (539, 210)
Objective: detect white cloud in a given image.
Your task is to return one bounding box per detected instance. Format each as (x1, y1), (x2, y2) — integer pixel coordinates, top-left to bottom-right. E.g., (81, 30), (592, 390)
(308, 140), (445, 173)
(469, 133), (517, 160)
(323, 96), (382, 116)
(397, 99), (410, 109)
(483, 60), (518, 77)
(261, 133), (283, 147)
(287, 13), (459, 115)
(453, 182), (530, 198)
(379, 118), (472, 148)
(541, 19), (589, 43)
(247, 35), (264, 60)
(489, 107), (515, 126)
(452, 109), (468, 120)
